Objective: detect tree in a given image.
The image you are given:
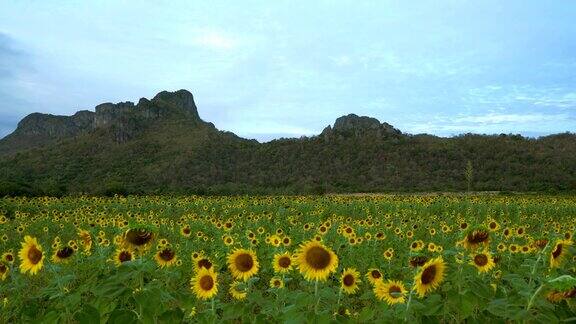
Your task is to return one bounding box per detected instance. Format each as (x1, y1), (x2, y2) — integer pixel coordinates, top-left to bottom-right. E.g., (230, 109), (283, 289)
(465, 160), (474, 192)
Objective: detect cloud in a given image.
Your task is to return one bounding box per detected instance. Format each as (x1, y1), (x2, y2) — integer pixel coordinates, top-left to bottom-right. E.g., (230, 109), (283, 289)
(0, 32), (27, 79)
(454, 113), (568, 124)
(190, 29), (239, 50)
(466, 85), (576, 110)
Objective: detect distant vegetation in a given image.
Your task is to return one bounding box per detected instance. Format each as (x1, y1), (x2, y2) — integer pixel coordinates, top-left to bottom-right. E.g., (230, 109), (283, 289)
(0, 90), (575, 196)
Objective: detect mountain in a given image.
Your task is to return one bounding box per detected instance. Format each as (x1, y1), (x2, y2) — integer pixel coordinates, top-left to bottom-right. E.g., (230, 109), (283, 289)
(0, 89), (575, 196)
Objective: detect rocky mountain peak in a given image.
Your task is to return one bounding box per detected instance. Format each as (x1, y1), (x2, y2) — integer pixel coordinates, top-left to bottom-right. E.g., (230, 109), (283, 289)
(321, 114), (403, 139)
(151, 89), (198, 116)
(1, 90), (206, 153)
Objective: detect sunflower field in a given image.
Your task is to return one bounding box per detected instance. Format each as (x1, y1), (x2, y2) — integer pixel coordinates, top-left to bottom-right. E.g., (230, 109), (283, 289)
(0, 194), (575, 323)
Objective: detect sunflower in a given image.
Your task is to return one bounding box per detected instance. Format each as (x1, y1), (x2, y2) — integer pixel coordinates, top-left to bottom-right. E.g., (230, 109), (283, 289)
(460, 229), (490, 250)
(383, 248), (394, 261)
(366, 268), (383, 285)
(123, 228), (155, 250)
(272, 252), (293, 274)
(180, 226), (192, 238)
(410, 240), (424, 252)
(269, 277), (285, 289)
(547, 288), (576, 303)
(2, 252), (14, 264)
(155, 247), (178, 268)
(19, 235), (45, 275)
(294, 240), (338, 281)
(413, 256), (446, 297)
(0, 263), (9, 281)
(509, 244), (519, 253)
(191, 267), (218, 300)
(374, 280), (407, 305)
(52, 246), (75, 263)
(229, 281), (247, 300)
(227, 249), (259, 281)
(470, 251), (495, 273)
(340, 268), (361, 294)
(409, 256), (428, 268)
(550, 239), (572, 268)
(486, 219), (500, 232)
(223, 236), (234, 246)
(113, 248), (134, 266)
(78, 229), (92, 253)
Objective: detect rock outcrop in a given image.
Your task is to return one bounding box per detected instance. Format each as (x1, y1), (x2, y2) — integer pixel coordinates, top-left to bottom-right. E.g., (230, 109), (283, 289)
(320, 114), (403, 139)
(0, 90), (206, 153)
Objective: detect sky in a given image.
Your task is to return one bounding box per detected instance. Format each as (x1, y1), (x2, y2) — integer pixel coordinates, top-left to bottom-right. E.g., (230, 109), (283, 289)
(0, 1), (575, 141)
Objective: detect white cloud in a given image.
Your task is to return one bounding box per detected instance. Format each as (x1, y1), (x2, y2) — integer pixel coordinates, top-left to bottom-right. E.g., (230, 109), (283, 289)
(454, 113), (567, 124)
(191, 29), (238, 50)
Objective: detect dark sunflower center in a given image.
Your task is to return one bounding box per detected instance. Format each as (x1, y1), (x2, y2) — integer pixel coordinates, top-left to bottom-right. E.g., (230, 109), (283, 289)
(474, 254), (488, 266)
(119, 251), (132, 262)
(6, 254), (13, 261)
(535, 239), (548, 249)
(273, 279), (281, 287)
(235, 253), (254, 272)
(278, 256), (291, 268)
(56, 246), (74, 259)
(410, 256), (428, 267)
(198, 258), (212, 269)
(489, 222), (497, 229)
(183, 228), (191, 234)
(125, 229), (153, 246)
(552, 244), (563, 259)
(27, 246), (43, 265)
(305, 246), (331, 270)
(388, 285), (402, 297)
(0, 264), (6, 273)
(371, 270), (381, 279)
(467, 230), (489, 244)
(199, 275), (214, 291)
(159, 249), (175, 261)
(343, 274), (355, 286)
(421, 265), (437, 284)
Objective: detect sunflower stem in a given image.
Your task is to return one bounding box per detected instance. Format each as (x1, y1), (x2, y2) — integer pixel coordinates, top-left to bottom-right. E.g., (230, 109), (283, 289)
(529, 242), (548, 286)
(211, 298), (216, 323)
(314, 279), (320, 314)
(404, 289), (413, 322)
(405, 267), (418, 322)
(336, 288), (342, 311)
(526, 283), (545, 311)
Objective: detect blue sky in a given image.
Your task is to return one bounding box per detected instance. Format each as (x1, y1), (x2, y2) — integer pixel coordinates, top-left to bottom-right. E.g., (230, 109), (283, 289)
(0, 1), (575, 141)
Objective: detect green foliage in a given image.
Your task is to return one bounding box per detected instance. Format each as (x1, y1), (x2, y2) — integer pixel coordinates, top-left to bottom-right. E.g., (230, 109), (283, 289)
(0, 114), (575, 195)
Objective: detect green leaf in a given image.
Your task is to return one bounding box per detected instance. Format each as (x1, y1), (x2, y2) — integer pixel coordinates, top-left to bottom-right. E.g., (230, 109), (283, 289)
(358, 306), (375, 322)
(158, 309), (184, 323)
(74, 305), (100, 324)
(107, 309), (138, 324)
(548, 275), (576, 291)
